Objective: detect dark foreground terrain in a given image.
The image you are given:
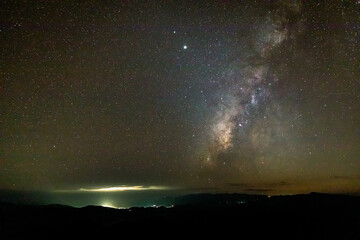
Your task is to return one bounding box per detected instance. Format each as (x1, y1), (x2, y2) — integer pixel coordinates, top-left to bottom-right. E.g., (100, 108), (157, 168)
(1, 193), (360, 239)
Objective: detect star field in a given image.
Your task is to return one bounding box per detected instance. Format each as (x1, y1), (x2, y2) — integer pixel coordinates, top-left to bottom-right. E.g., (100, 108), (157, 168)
(1, 1), (359, 196)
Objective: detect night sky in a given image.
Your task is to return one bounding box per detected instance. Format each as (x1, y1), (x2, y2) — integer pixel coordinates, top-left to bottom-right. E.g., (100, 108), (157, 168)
(1, 0), (359, 201)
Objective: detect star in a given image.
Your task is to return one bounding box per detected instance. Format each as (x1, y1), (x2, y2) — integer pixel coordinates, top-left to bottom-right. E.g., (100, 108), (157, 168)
(1, 0), (358, 203)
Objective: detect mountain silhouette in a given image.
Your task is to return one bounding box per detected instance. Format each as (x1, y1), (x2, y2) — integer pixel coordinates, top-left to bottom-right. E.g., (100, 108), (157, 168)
(1, 193), (359, 239)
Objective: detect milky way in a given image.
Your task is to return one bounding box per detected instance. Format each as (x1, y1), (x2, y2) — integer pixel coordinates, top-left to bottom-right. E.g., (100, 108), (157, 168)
(198, 1), (303, 183)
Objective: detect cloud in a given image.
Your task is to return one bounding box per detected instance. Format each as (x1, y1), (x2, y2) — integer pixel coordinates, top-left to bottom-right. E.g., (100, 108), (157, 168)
(54, 185), (171, 193)
(183, 187), (221, 192)
(276, 181), (289, 186)
(226, 181), (289, 192)
(330, 176), (355, 180)
(226, 182), (251, 188)
(245, 188), (273, 193)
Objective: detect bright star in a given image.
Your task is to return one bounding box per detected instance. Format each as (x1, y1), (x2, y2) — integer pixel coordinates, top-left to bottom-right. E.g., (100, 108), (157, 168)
(183, 45), (187, 50)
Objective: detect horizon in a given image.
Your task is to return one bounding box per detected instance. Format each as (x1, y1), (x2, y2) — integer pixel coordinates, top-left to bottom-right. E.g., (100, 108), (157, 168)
(1, 186), (359, 209)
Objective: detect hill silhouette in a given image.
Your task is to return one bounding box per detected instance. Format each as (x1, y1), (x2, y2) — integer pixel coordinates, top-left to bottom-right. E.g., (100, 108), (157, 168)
(1, 193), (359, 239)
